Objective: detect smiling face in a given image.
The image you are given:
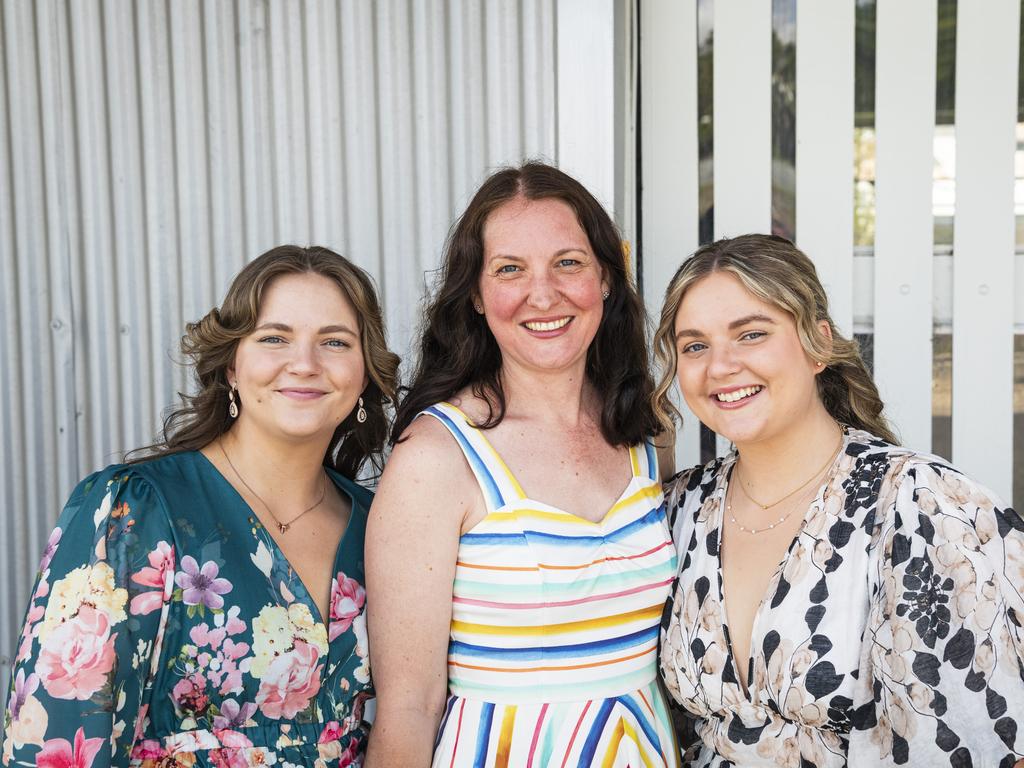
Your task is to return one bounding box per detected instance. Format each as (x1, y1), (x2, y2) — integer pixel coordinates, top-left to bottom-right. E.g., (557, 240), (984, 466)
(477, 196), (609, 378)
(673, 271), (825, 449)
(229, 272), (367, 445)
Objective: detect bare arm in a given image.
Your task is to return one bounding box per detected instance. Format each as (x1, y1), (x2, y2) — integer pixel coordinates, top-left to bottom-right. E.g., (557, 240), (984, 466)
(364, 417), (481, 768)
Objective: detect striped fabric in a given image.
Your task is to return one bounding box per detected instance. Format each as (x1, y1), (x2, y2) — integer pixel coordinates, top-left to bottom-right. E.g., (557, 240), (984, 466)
(423, 403), (680, 768)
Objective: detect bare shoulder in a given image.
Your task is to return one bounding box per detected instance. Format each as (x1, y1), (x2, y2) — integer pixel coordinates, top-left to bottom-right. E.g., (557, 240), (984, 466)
(373, 410), (483, 531)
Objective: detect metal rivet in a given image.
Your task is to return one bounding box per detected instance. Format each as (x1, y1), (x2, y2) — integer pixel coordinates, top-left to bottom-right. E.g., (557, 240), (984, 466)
(120, 324), (130, 335)
(50, 318), (63, 330)
(899, 284), (910, 295)
(978, 284), (990, 295)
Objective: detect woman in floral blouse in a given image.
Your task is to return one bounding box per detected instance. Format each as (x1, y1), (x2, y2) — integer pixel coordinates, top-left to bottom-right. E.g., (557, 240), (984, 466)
(2, 245), (399, 767)
(654, 234), (1024, 766)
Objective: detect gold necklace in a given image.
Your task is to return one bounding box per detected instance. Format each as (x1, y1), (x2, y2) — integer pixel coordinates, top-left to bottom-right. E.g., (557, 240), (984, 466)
(727, 427), (844, 535)
(219, 441), (326, 533)
(734, 426), (844, 510)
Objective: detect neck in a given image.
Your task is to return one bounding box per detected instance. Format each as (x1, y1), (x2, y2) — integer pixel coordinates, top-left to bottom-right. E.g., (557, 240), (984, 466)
(733, 404), (841, 499)
(498, 359), (595, 427)
(218, 421), (330, 502)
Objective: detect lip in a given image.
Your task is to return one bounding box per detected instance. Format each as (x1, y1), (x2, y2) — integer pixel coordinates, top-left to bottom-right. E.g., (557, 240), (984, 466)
(709, 384), (764, 410)
(277, 388), (327, 400)
(521, 316), (574, 336)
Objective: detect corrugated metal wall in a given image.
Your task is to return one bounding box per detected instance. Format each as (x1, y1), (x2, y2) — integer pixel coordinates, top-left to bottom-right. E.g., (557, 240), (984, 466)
(0, 0), (564, 690)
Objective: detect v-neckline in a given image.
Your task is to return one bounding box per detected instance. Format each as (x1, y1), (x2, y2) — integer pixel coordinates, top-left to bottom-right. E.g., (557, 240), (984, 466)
(195, 450), (357, 628)
(712, 442), (842, 699)
(443, 401), (643, 527)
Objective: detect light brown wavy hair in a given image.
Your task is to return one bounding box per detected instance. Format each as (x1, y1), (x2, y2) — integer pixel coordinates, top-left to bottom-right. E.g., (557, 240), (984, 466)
(652, 234), (898, 444)
(129, 245), (400, 478)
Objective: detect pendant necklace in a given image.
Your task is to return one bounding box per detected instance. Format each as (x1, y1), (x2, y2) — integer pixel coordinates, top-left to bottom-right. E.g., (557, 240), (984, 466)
(219, 441), (326, 533)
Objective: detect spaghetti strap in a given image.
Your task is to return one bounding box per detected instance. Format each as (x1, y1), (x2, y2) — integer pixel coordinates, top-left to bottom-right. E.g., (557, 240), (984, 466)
(417, 402), (526, 513)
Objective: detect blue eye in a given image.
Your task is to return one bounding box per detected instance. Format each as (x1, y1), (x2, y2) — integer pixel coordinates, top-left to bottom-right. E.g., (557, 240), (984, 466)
(257, 335), (285, 344)
(557, 257), (581, 267)
(496, 264), (521, 275)
(324, 339), (350, 348)
(681, 342), (707, 354)
(740, 331), (767, 341)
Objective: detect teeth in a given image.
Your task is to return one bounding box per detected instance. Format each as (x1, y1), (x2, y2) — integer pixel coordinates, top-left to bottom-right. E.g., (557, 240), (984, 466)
(716, 386), (763, 403)
(524, 317), (571, 332)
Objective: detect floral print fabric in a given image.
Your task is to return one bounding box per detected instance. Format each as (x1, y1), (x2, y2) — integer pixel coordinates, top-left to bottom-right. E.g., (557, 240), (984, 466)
(2, 451), (372, 767)
(659, 429), (1024, 767)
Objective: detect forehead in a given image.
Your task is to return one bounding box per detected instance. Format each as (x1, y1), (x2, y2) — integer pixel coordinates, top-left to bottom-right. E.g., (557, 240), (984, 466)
(257, 272), (356, 319)
(674, 271), (786, 328)
(482, 197), (588, 251)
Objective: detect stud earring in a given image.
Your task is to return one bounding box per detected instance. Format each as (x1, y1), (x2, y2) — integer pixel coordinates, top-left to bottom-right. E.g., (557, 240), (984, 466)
(815, 361), (824, 368)
(356, 396), (367, 424)
(602, 289), (610, 300)
(473, 303), (483, 314)
(228, 386), (239, 418)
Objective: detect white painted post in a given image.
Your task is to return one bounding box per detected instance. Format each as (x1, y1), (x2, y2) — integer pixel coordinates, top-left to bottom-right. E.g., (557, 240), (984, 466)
(873, 0), (936, 451)
(713, 0), (772, 456)
(952, 1), (1019, 500)
(795, 0), (855, 337)
(556, 0), (616, 211)
(640, 0), (701, 471)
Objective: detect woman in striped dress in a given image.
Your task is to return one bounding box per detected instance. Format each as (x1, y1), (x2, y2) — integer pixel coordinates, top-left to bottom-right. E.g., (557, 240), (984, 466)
(364, 162), (680, 767)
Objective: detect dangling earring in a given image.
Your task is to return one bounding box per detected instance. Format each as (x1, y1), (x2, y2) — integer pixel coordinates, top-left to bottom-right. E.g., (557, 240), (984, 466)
(228, 385), (239, 418)
(356, 396), (367, 424)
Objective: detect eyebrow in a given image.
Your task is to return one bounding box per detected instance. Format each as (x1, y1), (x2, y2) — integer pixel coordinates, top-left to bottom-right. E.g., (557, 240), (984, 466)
(254, 322), (358, 336)
(675, 313), (776, 340)
(486, 247), (589, 262)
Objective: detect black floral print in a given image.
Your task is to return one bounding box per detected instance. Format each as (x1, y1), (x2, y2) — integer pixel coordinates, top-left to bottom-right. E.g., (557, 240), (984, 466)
(659, 429), (1024, 767)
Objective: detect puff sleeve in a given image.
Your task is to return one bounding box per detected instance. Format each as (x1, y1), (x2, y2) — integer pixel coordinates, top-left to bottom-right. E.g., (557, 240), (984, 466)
(849, 458), (1024, 767)
(2, 467), (176, 767)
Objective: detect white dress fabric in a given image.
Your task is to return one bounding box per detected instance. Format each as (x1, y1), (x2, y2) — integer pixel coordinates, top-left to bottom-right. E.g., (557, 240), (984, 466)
(659, 428), (1024, 767)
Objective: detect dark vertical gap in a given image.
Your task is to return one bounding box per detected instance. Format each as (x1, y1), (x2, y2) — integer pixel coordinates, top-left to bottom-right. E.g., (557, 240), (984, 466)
(771, 0), (796, 240)
(854, 0), (876, 369)
(696, 0), (715, 462)
(932, 0), (957, 462)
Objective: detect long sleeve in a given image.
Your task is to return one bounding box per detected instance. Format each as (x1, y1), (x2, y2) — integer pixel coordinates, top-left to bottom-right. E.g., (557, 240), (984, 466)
(849, 458), (1024, 766)
(2, 466), (176, 767)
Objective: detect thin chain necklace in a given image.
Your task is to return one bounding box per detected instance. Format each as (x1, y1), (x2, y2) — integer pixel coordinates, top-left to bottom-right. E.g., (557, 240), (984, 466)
(219, 441), (326, 534)
(727, 427), (844, 535)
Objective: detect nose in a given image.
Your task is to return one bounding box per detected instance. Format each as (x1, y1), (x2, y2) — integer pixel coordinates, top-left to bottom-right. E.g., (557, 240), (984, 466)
(525, 270), (560, 310)
(706, 343), (741, 379)
(287, 340), (321, 375)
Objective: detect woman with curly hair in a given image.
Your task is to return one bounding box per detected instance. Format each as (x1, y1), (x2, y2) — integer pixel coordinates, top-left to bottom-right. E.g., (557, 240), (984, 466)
(365, 162), (680, 767)
(2, 246), (399, 767)
(655, 234), (1024, 766)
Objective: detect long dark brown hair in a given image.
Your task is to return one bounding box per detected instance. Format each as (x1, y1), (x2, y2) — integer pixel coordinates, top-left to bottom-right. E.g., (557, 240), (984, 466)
(130, 245), (400, 478)
(393, 161), (660, 446)
(653, 234), (898, 444)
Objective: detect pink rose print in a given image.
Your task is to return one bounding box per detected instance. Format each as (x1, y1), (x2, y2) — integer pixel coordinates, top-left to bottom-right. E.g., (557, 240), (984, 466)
(129, 739), (166, 761)
(318, 721), (344, 742)
(175, 556), (232, 609)
(329, 572), (366, 642)
(255, 639), (323, 719)
(36, 727), (104, 768)
(338, 737), (362, 768)
(130, 541), (175, 615)
(171, 672), (210, 716)
(36, 606), (116, 700)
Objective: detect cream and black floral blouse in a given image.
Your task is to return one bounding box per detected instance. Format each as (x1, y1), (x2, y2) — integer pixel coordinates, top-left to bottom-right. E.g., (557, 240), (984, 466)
(659, 428), (1024, 767)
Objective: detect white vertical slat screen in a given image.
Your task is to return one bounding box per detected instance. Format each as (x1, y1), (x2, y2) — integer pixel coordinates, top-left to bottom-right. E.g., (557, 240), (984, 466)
(557, 0), (617, 210)
(952, 0), (1019, 501)
(713, 0), (772, 239)
(795, 0), (856, 337)
(873, 0), (937, 450)
(0, 0), (563, 694)
(640, 0), (701, 471)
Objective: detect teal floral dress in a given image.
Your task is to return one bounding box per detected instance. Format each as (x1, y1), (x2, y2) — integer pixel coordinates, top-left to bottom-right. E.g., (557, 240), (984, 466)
(1, 451), (372, 768)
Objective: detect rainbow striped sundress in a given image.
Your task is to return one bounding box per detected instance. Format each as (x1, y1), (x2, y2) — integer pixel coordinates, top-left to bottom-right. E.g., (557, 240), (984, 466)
(422, 402), (681, 768)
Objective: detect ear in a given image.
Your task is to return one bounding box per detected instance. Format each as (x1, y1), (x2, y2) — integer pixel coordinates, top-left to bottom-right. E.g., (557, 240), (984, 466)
(226, 366), (236, 389)
(813, 320), (833, 374)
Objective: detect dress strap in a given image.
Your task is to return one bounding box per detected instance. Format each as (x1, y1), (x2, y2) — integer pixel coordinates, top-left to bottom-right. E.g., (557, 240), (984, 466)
(629, 439), (660, 483)
(417, 402), (526, 513)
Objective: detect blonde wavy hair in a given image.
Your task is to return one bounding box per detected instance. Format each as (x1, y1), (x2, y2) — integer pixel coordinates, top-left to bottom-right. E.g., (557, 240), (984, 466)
(130, 245), (400, 478)
(652, 234), (898, 444)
